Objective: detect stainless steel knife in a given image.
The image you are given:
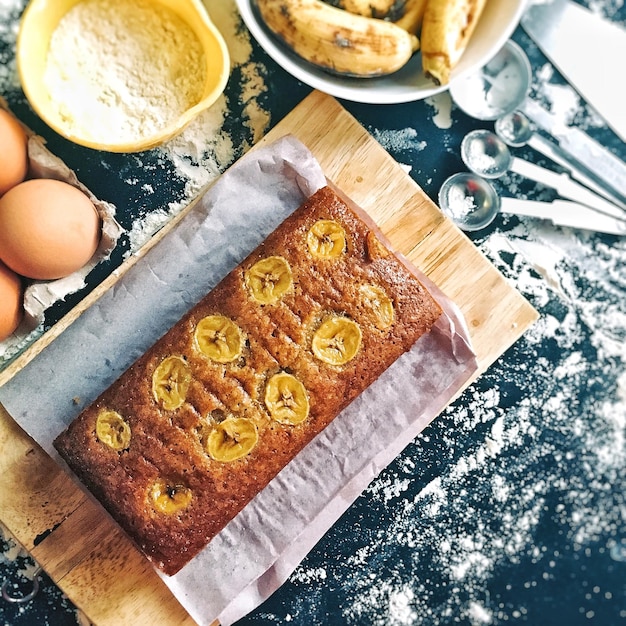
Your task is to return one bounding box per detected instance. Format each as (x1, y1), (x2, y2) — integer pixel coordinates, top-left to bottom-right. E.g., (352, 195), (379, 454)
(521, 0), (626, 142)
(500, 197), (626, 235)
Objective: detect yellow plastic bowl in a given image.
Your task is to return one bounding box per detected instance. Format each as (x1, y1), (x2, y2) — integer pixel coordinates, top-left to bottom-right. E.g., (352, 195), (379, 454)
(17, 0), (230, 152)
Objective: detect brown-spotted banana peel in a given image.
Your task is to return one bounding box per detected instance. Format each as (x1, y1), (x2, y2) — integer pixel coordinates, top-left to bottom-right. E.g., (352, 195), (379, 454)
(256, 0), (419, 77)
(324, 0), (404, 20)
(328, 0), (427, 33)
(420, 0), (488, 85)
(392, 0), (428, 34)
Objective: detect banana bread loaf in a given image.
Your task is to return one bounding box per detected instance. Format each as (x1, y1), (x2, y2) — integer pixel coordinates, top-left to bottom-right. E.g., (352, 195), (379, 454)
(54, 185), (443, 575)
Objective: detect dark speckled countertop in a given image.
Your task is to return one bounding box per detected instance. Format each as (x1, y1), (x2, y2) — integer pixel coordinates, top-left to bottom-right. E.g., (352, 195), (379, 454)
(1, 1), (624, 625)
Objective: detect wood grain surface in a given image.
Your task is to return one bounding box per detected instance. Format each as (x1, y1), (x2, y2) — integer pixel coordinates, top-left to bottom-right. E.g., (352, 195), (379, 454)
(0, 92), (537, 625)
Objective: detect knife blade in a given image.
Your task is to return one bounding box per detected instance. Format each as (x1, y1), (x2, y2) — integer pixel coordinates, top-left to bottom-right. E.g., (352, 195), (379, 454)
(520, 98), (626, 205)
(521, 0), (626, 142)
(501, 197), (626, 235)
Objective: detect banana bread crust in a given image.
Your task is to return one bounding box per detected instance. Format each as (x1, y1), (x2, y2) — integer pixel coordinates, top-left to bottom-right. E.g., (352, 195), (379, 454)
(54, 185), (443, 575)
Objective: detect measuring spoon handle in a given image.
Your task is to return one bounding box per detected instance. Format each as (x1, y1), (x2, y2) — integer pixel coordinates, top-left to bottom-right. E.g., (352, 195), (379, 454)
(526, 134), (626, 211)
(501, 197), (626, 235)
(521, 99), (626, 200)
(509, 157), (625, 219)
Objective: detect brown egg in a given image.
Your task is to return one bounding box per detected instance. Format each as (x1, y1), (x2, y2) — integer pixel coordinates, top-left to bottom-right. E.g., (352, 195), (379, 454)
(0, 179), (101, 280)
(0, 260), (23, 341)
(0, 109), (29, 197)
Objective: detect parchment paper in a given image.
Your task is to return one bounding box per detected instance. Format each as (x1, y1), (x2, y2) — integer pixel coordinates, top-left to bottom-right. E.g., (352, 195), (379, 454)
(0, 136), (478, 626)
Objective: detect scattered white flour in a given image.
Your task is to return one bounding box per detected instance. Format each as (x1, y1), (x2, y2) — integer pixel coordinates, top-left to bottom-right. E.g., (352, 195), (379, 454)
(268, 6), (625, 625)
(534, 63), (582, 126)
(372, 127), (426, 154)
(426, 92), (453, 129)
(0, 2), (19, 90)
(43, 0), (206, 145)
(1, 520), (91, 624)
(0, 522), (25, 563)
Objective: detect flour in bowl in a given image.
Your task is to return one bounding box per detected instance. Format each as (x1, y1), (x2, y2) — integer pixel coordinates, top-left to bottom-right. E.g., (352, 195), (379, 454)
(43, 0), (206, 144)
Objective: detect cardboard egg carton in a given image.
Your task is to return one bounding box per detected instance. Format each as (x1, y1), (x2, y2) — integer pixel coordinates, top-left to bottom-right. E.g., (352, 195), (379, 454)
(0, 97), (124, 383)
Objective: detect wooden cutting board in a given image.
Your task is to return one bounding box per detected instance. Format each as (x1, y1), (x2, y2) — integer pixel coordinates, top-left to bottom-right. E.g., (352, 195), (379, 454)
(0, 91), (538, 625)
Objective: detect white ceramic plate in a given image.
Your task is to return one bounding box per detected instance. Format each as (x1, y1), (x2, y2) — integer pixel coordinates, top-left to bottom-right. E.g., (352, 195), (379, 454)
(236, 0), (529, 105)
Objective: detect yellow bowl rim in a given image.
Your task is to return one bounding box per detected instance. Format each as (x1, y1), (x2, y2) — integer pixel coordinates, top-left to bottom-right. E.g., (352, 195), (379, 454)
(16, 0), (231, 153)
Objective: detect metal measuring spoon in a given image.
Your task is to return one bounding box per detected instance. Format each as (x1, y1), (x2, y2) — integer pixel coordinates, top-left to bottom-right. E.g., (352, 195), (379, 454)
(439, 172), (626, 235)
(495, 111), (579, 177)
(449, 40), (532, 120)
(496, 112), (626, 211)
(460, 130), (626, 220)
(495, 110), (534, 147)
(461, 129), (512, 179)
(438, 172), (501, 231)
(450, 37), (626, 208)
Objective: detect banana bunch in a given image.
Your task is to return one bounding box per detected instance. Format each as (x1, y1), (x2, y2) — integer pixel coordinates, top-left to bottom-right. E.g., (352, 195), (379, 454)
(254, 0), (488, 84)
(255, 0), (420, 77)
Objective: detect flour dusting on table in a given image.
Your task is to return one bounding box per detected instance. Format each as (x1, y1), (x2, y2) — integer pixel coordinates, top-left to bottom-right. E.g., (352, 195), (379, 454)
(346, 33), (624, 626)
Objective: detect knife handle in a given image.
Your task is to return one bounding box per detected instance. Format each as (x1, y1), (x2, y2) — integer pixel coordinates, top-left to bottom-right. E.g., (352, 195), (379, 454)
(500, 197), (626, 235)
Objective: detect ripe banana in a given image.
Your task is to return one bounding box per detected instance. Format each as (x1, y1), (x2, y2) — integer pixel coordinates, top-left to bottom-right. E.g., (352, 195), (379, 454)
(245, 255), (293, 304)
(95, 410), (131, 451)
(312, 315), (362, 365)
(326, 0), (426, 34)
(359, 284), (394, 330)
(392, 0), (427, 34)
(256, 0), (420, 77)
(152, 355), (191, 410)
(420, 0), (488, 85)
(194, 314), (244, 363)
